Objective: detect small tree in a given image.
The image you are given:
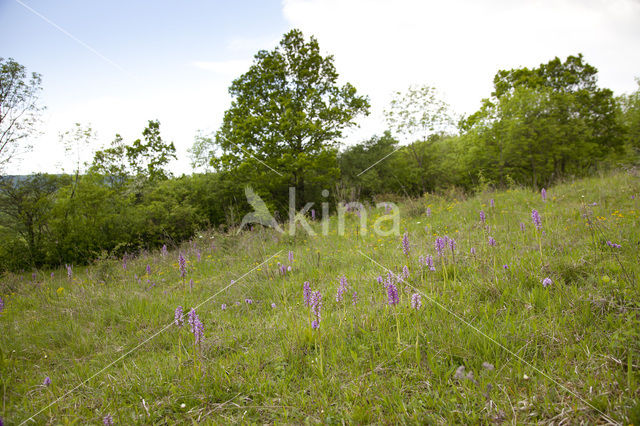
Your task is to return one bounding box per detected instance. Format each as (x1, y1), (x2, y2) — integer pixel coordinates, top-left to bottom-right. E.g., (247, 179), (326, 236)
(384, 85), (456, 193)
(0, 58), (44, 171)
(384, 85), (456, 143)
(91, 120), (177, 183)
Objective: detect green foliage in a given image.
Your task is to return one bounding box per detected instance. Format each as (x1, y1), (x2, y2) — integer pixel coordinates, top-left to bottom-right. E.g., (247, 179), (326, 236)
(0, 174), (61, 268)
(618, 78), (640, 153)
(0, 57), (44, 170)
(211, 28), (369, 208)
(91, 120), (176, 183)
(384, 84), (456, 142)
(460, 54), (624, 188)
(2, 51), (639, 273)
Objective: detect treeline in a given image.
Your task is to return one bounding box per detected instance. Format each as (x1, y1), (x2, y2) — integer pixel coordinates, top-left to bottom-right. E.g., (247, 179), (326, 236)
(1, 34), (639, 272)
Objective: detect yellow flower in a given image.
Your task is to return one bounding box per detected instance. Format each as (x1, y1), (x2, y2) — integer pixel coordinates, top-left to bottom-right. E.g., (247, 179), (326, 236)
(56, 287), (64, 294)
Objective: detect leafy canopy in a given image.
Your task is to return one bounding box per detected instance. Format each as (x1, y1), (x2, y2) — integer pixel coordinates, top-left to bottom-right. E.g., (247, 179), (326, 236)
(91, 119), (177, 183)
(212, 29), (369, 183)
(459, 54), (623, 187)
(0, 57), (44, 170)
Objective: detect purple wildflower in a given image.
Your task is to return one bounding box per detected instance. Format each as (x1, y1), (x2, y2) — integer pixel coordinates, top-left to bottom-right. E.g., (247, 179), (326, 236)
(287, 265), (292, 272)
(606, 241), (622, 248)
(336, 275), (348, 302)
(411, 293), (422, 310)
(352, 291), (358, 306)
(426, 207), (431, 217)
(146, 264), (151, 275)
(303, 281), (311, 306)
(503, 264), (508, 270)
(479, 210), (486, 224)
(386, 270), (396, 286)
(542, 277), (553, 287)
(435, 237), (447, 257)
(310, 290), (322, 329)
(288, 251), (294, 262)
(162, 244), (168, 256)
(387, 283), (399, 306)
(221, 303), (227, 310)
(419, 254), (436, 271)
(490, 198), (495, 208)
(402, 232), (410, 256)
(449, 237), (456, 254)
(531, 209), (542, 230)
(311, 209), (316, 220)
(245, 298), (253, 304)
(43, 376), (51, 386)
(277, 262), (287, 275)
(196, 250), (201, 262)
(174, 306), (184, 327)
(187, 308), (204, 344)
(376, 275), (384, 286)
(66, 264), (72, 279)
(189, 278), (194, 289)
(0, 296), (4, 313)
(402, 265), (410, 280)
(178, 253), (187, 278)
(488, 236), (497, 247)
(470, 247), (476, 256)
(271, 302), (276, 308)
(192, 318), (204, 345)
(520, 222), (525, 232)
(103, 414), (114, 425)
(541, 188), (547, 201)
(122, 257), (127, 270)
(50, 272), (54, 279)
(32, 272), (37, 281)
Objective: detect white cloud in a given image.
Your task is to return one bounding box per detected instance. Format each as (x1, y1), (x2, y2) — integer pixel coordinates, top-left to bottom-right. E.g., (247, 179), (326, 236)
(282, 0), (640, 144)
(8, 0), (640, 175)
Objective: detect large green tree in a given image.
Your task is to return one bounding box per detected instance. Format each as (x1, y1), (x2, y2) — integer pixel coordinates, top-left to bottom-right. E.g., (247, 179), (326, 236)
(211, 29), (370, 208)
(461, 54), (623, 188)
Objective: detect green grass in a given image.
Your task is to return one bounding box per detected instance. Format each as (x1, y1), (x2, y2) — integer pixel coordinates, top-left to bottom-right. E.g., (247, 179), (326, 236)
(1, 171), (639, 424)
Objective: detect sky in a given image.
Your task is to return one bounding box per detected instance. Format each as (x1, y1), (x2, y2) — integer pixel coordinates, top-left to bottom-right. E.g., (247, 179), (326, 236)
(1, 0), (639, 175)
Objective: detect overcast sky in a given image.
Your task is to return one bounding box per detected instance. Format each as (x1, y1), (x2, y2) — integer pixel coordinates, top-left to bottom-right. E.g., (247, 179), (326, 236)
(1, 0), (639, 175)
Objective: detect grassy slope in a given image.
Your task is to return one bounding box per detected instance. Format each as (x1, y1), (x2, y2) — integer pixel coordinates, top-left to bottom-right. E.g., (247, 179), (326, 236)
(1, 171), (639, 424)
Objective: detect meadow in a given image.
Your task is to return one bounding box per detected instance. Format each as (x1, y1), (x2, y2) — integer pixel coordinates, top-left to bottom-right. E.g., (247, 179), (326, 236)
(1, 170), (639, 424)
